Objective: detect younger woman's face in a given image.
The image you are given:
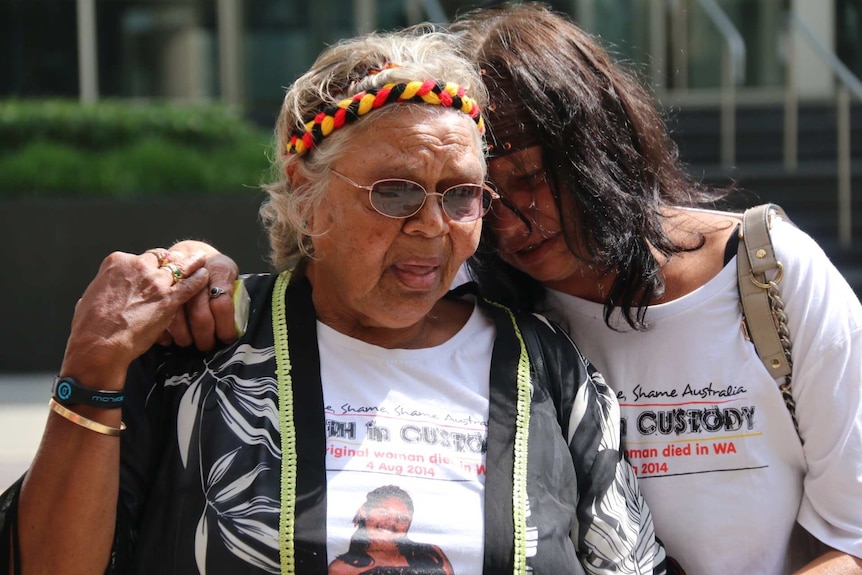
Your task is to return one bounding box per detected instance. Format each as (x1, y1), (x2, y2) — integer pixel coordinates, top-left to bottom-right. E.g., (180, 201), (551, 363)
(486, 146), (581, 286)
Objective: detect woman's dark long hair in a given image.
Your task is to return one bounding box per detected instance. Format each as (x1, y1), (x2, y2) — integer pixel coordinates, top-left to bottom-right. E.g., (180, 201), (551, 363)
(454, 2), (729, 329)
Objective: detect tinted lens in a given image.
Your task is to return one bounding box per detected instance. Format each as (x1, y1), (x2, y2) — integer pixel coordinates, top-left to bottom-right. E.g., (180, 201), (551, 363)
(442, 185), (487, 222)
(370, 180), (427, 217)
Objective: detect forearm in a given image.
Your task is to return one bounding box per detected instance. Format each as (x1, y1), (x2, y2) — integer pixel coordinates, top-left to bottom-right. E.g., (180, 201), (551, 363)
(15, 249), (209, 574)
(795, 551), (862, 575)
(18, 370), (126, 574)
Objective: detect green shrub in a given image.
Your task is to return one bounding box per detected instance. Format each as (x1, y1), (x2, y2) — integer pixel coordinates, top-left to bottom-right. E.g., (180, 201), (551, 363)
(0, 99), (265, 151)
(0, 99), (273, 197)
(0, 140), (107, 195)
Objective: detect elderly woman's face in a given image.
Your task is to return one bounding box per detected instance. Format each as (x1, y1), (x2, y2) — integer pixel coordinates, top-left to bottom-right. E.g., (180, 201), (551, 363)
(306, 109), (484, 330)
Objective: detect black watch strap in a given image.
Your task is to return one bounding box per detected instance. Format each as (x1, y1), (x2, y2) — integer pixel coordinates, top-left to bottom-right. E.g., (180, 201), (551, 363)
(52, 376), (124, 409)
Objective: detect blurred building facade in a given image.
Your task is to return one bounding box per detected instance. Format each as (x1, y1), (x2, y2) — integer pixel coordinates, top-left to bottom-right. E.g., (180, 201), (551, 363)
(3, 0), (861, 121)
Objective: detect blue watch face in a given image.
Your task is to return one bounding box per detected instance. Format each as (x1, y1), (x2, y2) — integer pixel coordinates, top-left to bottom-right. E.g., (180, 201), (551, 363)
(56, 380), (74, 401)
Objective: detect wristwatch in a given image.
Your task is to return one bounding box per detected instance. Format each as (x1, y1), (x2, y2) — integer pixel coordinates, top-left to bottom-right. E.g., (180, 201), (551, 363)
(52, 376), (124, 409)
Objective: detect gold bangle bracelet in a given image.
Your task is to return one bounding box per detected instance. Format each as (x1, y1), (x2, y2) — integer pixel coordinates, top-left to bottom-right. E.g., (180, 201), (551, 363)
(48, 398), (126, 437)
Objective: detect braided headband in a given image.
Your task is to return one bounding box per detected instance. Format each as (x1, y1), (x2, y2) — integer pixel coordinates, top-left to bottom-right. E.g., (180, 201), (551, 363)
(285, 79), (485, 156)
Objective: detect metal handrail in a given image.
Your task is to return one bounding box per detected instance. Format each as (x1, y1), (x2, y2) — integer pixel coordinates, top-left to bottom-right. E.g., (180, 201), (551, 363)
(422, 0), (447, 22)
(785, 12), (862, 246)
(694, 0), (746, 168)
(76, 0), (98, 102)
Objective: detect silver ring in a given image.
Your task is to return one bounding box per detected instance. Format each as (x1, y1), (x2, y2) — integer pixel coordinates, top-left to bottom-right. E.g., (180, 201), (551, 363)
(209, 286), (226, 299)
(163, 262), (183, 286)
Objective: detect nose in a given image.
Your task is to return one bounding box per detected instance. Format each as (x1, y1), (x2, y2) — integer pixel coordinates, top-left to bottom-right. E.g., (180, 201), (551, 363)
(424, 191), (446, 205)
(405, 192), (449, 235)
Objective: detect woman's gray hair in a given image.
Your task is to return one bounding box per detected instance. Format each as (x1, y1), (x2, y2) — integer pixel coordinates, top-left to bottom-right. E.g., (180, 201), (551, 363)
(261, 25), (488, 272)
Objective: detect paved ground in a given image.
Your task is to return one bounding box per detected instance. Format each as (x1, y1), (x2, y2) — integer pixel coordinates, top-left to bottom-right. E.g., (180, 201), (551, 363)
(0, 374), (52, 491)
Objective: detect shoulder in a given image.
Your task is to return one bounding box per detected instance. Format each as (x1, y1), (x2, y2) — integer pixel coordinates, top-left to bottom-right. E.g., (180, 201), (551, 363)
(768, 216), (862, 339)
(523, 311), (587, 363)
(479, 299), (584, 357)
(769, 215), (829, 262)
(504, 307), (599, 406)
(658, 208), (741, 301)
(237, 272), (278, 296)
(769, 216), (857, 300)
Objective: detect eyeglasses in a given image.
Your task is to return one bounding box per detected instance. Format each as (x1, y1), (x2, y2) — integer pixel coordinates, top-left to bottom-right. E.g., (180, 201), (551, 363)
(330, 169), (499, 223)
(488, 193), (558, 240)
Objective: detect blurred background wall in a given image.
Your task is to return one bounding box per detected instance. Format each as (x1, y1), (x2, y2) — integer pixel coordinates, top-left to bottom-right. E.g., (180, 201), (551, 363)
(6, 1), (861, 119)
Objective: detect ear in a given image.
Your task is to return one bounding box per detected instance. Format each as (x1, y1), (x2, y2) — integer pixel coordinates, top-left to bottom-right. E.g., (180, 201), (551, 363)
(285, 160), (299, 183)
(285, 161), (315, 195)
(285, 161), (315, 230)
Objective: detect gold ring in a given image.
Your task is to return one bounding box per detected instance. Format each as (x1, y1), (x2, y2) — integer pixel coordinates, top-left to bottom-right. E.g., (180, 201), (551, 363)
(163, 262), (183, 286)
(209, 286), (226, 299)
(145, 249), (169, 267)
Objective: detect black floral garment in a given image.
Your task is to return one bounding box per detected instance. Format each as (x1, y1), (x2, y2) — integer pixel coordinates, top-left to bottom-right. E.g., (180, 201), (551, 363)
(0, 274), (669, 575)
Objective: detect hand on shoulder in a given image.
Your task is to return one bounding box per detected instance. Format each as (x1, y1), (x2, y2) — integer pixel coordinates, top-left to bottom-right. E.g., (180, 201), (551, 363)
(62, 250), (210, 385)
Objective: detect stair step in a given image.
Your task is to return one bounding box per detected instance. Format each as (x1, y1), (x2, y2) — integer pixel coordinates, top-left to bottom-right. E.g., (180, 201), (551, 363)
(667, 102), (862, 297)
(702, 167), (862, 297)
(668, 102), (862, 168)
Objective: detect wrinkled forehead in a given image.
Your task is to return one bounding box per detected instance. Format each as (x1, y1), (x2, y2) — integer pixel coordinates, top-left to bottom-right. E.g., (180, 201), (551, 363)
(344, 105), (487, 175)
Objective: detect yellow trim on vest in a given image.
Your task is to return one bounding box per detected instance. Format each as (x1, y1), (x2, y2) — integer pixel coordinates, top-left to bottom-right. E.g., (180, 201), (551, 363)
(487, 301), (532, 575)
(272, 270), (297, 574)
(272, 272), (531, 575)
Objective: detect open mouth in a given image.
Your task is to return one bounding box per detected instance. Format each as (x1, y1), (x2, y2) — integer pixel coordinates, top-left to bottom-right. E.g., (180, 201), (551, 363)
(392, 259), (442, 290)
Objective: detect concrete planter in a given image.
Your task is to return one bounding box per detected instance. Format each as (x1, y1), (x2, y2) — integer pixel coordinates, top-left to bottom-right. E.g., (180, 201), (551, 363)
(1, 194), (270, 372)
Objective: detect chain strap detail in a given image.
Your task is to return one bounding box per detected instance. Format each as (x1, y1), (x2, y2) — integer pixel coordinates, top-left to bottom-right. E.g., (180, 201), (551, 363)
(738, 204), (800, 439)
(766, 283), (797, 430)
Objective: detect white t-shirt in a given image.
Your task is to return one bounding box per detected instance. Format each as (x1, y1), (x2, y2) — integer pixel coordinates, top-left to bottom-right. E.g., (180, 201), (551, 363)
(544, 218), (862, 574)
(319, 302), (494, 574)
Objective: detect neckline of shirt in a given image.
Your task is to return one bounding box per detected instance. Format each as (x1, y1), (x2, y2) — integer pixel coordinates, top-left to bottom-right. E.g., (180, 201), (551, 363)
(316, 299), (491, 358)
(546, 256), (739, 325)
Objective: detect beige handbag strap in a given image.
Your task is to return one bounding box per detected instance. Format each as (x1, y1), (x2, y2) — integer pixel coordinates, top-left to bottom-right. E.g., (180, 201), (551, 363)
(737, 203), (799, 434)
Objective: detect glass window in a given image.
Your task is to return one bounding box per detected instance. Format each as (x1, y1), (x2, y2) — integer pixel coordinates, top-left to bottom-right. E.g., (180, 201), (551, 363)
(0, 0), (78, 97)
(99, 1), (218, 99)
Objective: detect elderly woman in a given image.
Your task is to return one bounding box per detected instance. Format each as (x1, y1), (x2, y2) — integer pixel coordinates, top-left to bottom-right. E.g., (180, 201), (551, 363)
(1, 27), (671, 575)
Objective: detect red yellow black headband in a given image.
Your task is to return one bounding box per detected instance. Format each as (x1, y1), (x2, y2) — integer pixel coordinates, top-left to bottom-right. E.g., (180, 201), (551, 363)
(285, 79), (485, 156)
